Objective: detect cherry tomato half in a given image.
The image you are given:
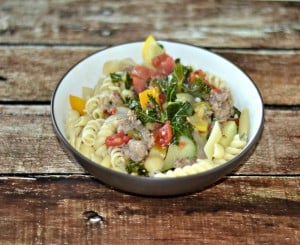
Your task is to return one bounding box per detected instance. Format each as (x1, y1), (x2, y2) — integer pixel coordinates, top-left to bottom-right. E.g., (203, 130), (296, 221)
(153, 120), (173, 147)
(152, 53), (176, 77)
(105, 131), (131, 147)
(131, 65), (152, 94)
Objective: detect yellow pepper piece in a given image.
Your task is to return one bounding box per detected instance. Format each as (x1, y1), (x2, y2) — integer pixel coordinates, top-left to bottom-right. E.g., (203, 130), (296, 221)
(69, 94), (86, 115)
(195, 120), (209, 132)
(187, 116), (209, 132)
(142, 35), (164, 66)
(139, 87), (160, 110)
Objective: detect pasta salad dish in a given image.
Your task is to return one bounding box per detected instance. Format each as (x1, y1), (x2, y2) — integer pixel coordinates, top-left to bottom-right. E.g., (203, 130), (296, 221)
(65, 35), (249, 177)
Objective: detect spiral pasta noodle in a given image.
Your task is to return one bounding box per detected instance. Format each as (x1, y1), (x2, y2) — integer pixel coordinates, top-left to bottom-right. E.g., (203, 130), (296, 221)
(110, 147), (127, 173)
(81, 119), (105, 146)
(94, 118), (118, 160)
(154, 159), (215, 177)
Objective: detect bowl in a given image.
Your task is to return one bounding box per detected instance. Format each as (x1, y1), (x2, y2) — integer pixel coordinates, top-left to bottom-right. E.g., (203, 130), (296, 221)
(51, 40), (264, 196)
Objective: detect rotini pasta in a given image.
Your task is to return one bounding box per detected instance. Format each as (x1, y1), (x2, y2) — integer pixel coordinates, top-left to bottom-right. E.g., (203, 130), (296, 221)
(154, 159), (214, 177)
(94, 118), (118, 160)
(109, 147), (127, 173)
(81, 119), (105, 146)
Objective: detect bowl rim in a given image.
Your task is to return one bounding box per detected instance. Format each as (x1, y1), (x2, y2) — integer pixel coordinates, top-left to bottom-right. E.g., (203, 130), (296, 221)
(50, 39), (265, 184)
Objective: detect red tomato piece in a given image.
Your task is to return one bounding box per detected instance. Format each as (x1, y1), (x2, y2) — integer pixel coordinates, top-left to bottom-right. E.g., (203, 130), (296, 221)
(232, 118), (239, 127)
(105, 131), (131, 147)
(132, 76), (147, 94)
(153, 121), (173, 147)
(152, 53), (176, 77)
(131, 65), (152, 94)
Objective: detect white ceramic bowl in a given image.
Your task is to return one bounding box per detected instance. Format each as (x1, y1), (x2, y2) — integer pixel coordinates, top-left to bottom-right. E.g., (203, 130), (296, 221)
(51, 41), (264, 196)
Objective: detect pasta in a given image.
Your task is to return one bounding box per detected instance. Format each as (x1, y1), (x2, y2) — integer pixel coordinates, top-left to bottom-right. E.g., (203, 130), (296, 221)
(65, 37), (250, 178)
(94, 118), (118, 160)
(81, 119), (105, 146)
(109, 147), (127, 173)
(154, 159), (215, 177)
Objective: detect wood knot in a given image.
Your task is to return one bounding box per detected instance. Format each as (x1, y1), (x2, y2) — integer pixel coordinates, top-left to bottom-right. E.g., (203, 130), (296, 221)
(83, 210), (105, 224)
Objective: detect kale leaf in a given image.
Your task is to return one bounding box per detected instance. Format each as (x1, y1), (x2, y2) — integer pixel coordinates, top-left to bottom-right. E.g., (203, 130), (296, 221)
(166, 101), (194, 142)
(152, 77), (177, 102)
(128, 97), (163, 124)
(184, 76), (211, 98)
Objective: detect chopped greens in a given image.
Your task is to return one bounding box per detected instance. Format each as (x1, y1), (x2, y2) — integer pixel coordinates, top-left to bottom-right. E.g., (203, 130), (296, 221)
(128, 60), (205, 143)
(152, 77), (177, 102)
(110, 71), (132, 89)
(126, 161), (148, 176)
(166, 102), (194, 143)
(110, 72), (122, 83)
(172, 62), (192, 93)
(129, 96), (163, 124)
(184, 76), (211, 98)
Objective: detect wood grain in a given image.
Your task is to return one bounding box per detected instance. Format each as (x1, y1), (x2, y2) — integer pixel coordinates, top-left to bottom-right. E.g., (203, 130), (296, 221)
(0, 1), (299, 244)
(0, 46), (97, 102)
(0, 46), (299, 104)
(0, 105), (299, 175)
(0, 176), (298, 244)
(0, 0), (299, 48)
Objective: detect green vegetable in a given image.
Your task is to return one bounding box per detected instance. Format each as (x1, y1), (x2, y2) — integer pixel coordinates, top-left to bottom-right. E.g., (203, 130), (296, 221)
(219, 121), (237, 147)
(110, 71), (132, 89)
(175, 93), (195, 104)
(126, 161), (148, 176)
(166, 101), (194, 143)
(152, 77), (177, 102)
(110, 72), (122, 83)
(172, 62), (193, 93)
(163, 135), (196, 171)
(129, 59), (199, 143)
(184, 76), (211, 98)
(128, 97), (164, 124)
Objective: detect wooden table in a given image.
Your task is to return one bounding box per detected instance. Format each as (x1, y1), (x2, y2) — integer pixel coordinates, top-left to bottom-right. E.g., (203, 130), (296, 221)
(0, 1), (299, 244)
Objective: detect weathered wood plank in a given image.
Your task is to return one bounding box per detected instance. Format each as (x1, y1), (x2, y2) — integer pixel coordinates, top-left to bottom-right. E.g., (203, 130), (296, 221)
(0, 0), (299, 48)
(215, 49), (300, 105)
(0, 176), (299, 244)
(0, 46), (98, 102)
(0, 46), (299, 104)
(0, 105), (299, 175)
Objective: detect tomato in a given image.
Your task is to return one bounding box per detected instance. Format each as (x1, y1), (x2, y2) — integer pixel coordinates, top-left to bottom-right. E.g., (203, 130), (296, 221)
(131, 65), (152, 94)
(232, 118), (239, 127)
(152, 53), (176, 77)
(105, 131), (131, 147)
(132, 76), (147, 94)
(153, 121), (173, 147)
(131, 55), (175, 93)
(104, 107), (118, 116)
